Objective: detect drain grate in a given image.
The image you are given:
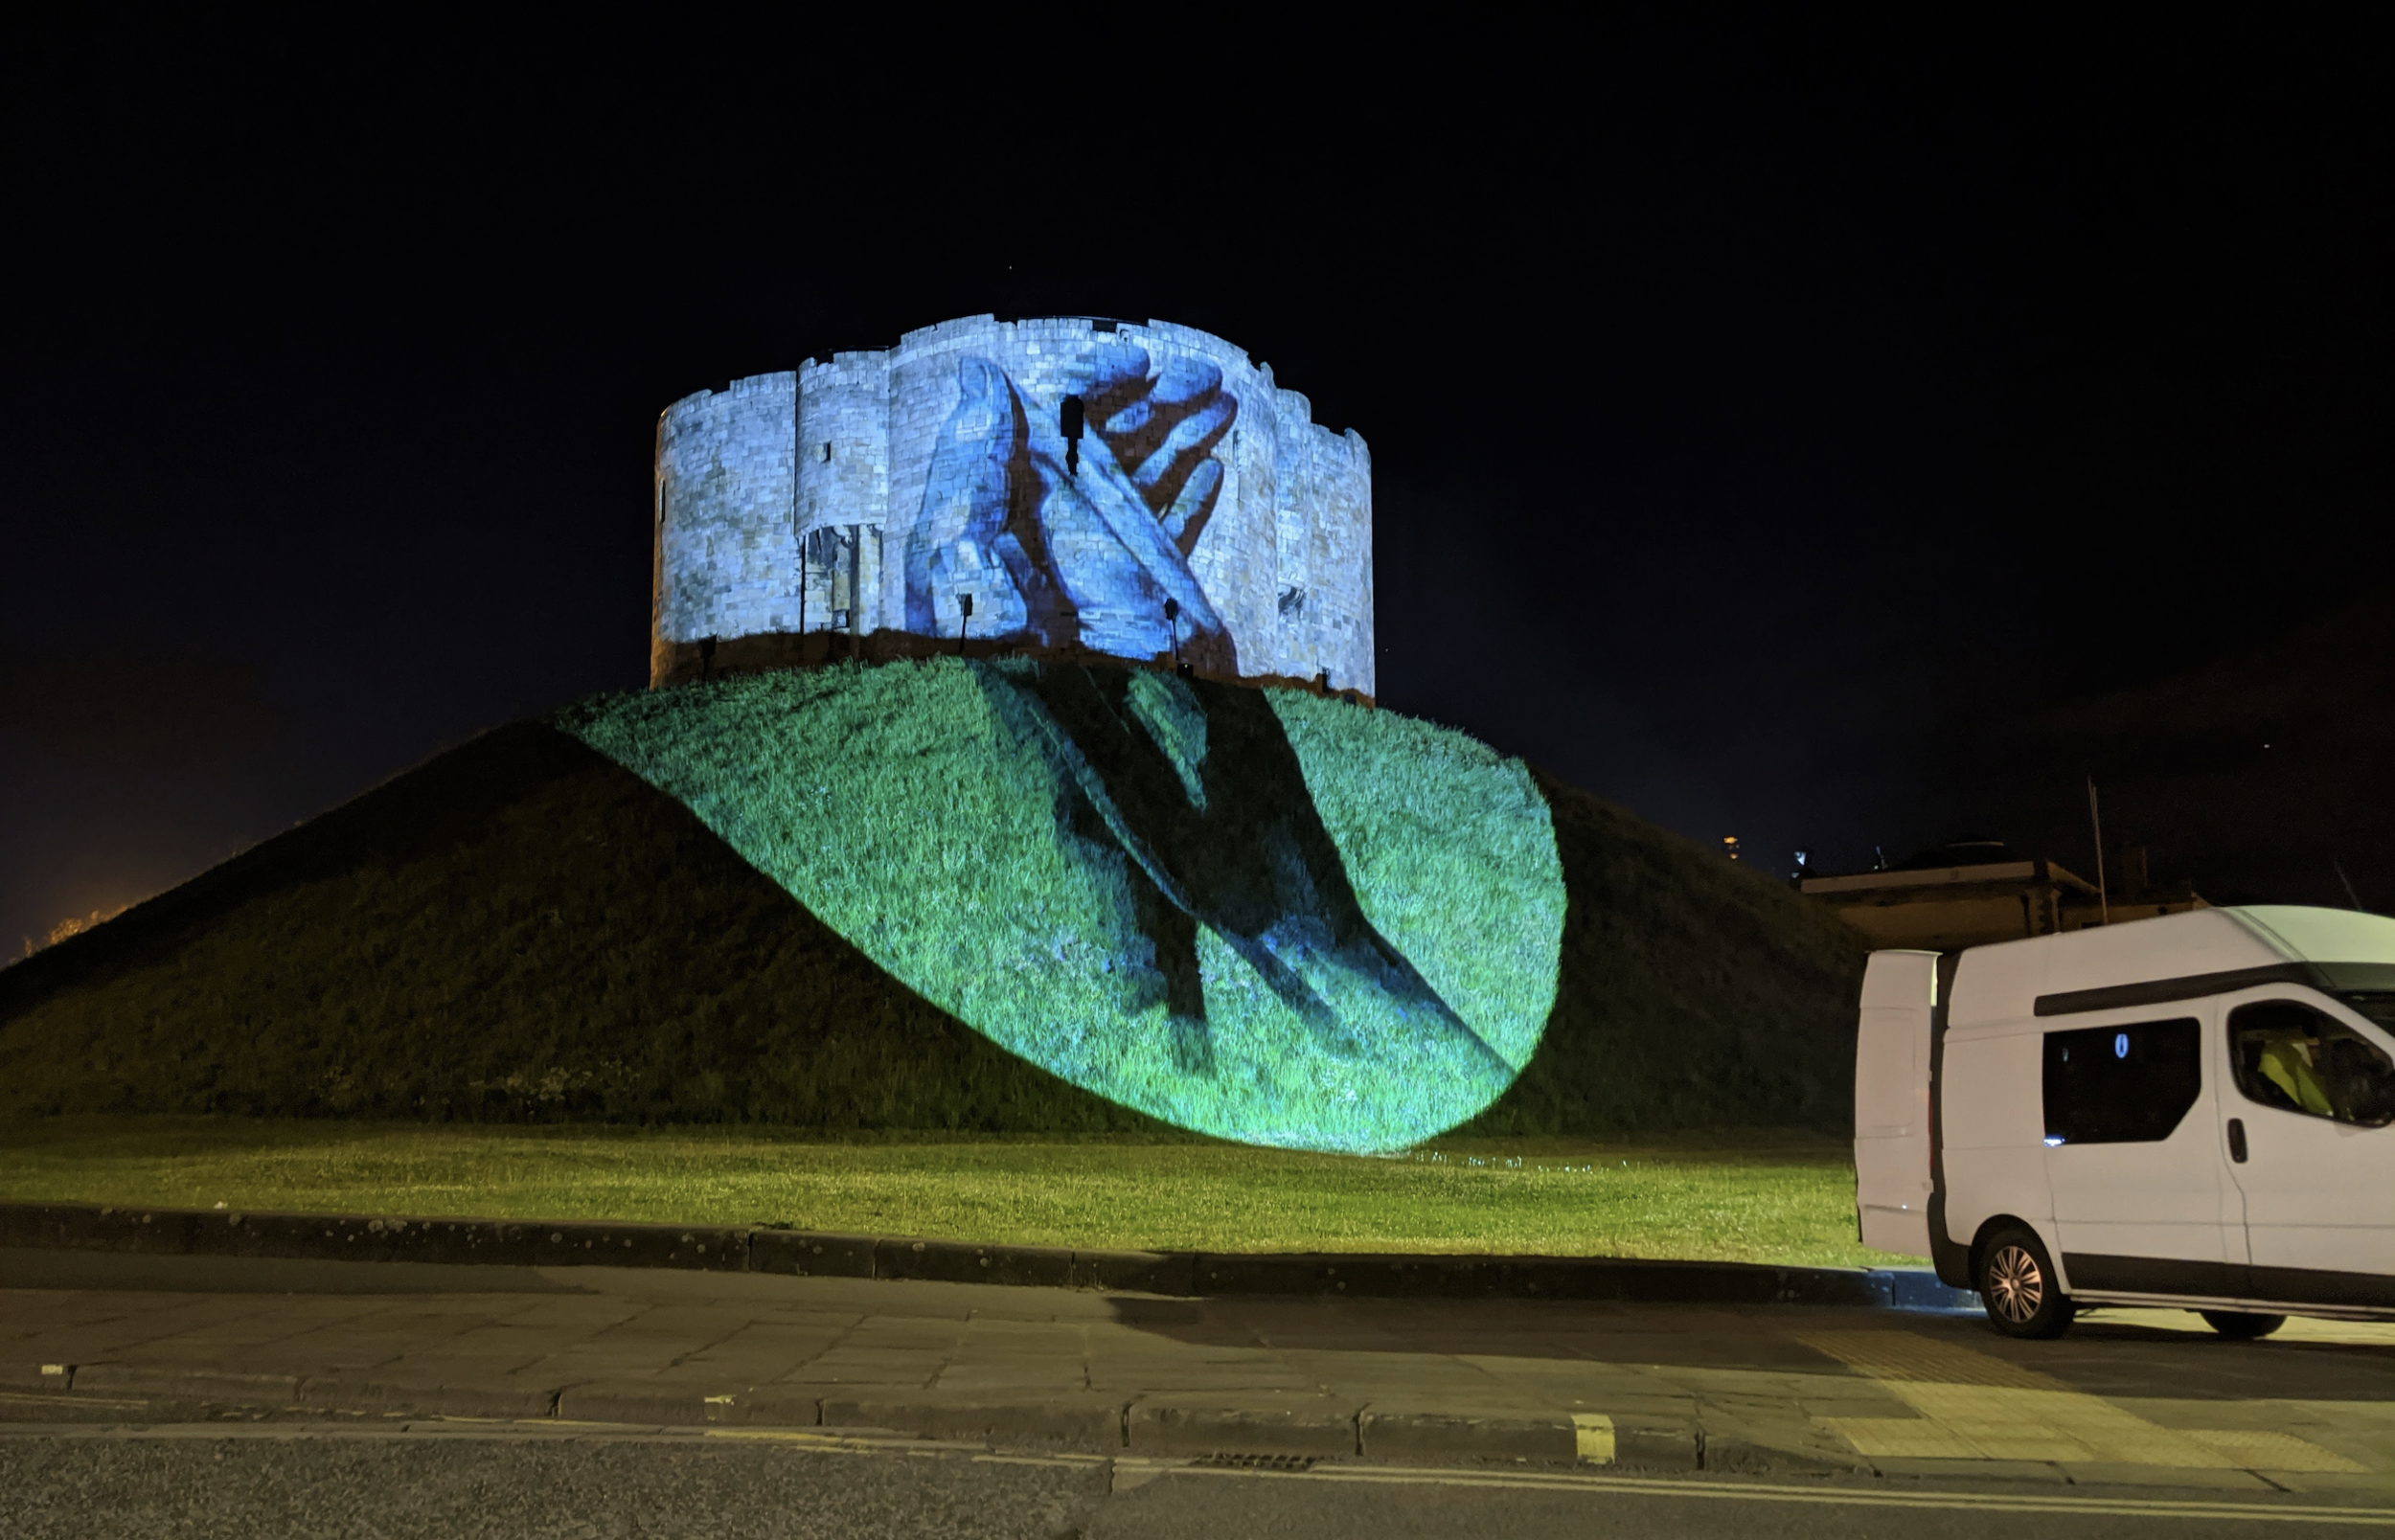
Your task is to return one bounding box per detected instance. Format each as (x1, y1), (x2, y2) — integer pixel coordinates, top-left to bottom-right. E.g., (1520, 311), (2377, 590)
(1192, 1453), (1319, 1472)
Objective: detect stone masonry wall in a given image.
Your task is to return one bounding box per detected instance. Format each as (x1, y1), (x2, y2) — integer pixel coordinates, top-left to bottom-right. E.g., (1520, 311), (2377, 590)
(654, 372), (798, 647)
(652, 316), (1373, 692)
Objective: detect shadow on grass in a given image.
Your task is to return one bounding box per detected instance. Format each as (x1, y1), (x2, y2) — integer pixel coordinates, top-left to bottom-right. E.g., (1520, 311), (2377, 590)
(978, 662), (1506, 1078)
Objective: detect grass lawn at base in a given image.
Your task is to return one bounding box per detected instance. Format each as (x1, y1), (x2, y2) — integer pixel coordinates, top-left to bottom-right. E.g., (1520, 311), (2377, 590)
(0, 1121), (1919, 1270)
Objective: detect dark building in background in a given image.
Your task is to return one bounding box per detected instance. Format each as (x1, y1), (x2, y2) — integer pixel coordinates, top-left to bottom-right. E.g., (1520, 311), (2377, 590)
(1801, 839), (2205, 951)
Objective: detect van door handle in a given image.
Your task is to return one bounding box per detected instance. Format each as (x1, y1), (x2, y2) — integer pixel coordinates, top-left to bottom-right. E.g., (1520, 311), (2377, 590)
(2227, 1119), (2248, 1164)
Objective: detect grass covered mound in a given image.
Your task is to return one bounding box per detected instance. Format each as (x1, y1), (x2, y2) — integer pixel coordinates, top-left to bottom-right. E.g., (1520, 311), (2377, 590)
(559, 659), (1563, 1150)
(0, 659), (1865, 1143)
(0, 717), (1163, 1134)
(1462, 777), (1870, 1136)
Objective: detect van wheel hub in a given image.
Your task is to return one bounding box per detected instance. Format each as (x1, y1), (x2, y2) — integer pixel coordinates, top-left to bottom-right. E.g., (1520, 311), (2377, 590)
(1986, 1243), (2044, 1323)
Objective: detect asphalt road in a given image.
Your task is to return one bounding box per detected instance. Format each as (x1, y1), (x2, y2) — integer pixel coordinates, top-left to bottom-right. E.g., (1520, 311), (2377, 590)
(3, 1426), (2384, 1540)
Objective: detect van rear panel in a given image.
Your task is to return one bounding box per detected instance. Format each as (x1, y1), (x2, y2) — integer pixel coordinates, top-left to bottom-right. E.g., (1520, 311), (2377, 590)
(1855, 951), (1938, 1257)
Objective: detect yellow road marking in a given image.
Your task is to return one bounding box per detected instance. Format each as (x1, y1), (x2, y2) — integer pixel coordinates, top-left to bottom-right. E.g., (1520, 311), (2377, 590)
(703, 1428), (902, 1448)
(547, 1418), (648, 1429)
(702, 1427), (989, 1456)
(0, 1389), (148, 1412)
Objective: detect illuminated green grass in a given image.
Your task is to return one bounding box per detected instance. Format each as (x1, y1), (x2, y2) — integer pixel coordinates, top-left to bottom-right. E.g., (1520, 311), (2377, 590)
(559, 660), (1564, 1153)
(0, 1120), (1911, 1269)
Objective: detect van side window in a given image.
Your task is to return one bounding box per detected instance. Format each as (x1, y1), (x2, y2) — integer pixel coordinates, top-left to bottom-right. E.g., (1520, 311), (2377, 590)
(2042, 1018), (2201, 1144)
(2227, 1000), (2395, 1128)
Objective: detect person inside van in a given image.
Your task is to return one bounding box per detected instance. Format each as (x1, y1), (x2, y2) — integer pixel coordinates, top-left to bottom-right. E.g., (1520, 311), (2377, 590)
(2256, 1027), (2335, 1117)
(2230, 999), (2395, 1127)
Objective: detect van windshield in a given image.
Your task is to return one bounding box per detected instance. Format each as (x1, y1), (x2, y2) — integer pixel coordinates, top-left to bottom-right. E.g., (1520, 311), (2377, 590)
(2342, 992), (2395, 1032)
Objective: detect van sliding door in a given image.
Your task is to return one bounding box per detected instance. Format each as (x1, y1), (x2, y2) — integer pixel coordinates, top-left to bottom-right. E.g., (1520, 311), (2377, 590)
(2041, 1009), (2242, 1297)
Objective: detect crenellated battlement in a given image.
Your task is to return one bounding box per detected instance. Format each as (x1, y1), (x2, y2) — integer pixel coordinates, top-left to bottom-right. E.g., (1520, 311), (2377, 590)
(651, 315), (1373, 693)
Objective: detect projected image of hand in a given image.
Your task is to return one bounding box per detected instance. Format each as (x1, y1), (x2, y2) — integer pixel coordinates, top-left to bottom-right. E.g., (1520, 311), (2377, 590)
(904, 347), (1237, 673)
(907, 342), (1508, 1090)
(1078, 343), (1238, 561)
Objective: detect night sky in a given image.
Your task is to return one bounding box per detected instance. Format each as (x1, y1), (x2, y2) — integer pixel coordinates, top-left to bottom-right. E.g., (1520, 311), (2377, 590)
(6, 16), (2386, 957)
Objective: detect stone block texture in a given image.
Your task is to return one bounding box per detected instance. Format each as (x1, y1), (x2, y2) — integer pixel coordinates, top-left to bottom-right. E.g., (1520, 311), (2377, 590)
(651, 316), (1374, 693)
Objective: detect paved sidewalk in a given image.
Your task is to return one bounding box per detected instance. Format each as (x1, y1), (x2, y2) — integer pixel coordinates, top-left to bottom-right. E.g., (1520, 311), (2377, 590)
(4, 1248), (2392, 1494)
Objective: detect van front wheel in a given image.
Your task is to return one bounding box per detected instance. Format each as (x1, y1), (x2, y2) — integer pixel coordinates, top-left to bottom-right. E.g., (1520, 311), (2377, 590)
(1978, 1225), (2076, 1339)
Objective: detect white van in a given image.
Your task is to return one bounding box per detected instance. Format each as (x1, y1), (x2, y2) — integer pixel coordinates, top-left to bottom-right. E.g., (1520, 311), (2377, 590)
(1854, 905), (2395, 1339)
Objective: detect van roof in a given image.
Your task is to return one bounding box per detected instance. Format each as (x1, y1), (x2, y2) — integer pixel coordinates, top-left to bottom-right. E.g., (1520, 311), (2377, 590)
(2232, 905), (2395, 964)
(1944, 905), (2395, 1028)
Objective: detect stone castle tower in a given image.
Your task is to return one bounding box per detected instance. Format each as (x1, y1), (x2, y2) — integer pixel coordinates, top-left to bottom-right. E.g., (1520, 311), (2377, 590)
(650, 315), (1374, 693)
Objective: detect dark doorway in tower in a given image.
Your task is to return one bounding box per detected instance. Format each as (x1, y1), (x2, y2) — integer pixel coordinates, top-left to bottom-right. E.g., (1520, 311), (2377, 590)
(1059, 395), (1085, 476)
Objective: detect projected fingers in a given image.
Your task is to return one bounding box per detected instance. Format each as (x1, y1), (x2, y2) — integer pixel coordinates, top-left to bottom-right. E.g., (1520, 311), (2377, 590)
(1096, 357), (1236, 526)
(1159, 459), (1223, 555)
(1077, 341), (1154, 423)
(1129, 392), (1236, 521)
(904, 358), (1025, 635)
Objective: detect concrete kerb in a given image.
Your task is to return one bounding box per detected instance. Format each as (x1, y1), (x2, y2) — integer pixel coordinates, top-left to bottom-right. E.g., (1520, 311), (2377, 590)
(11, 1369), (1706, 1468)
(70, 1364), (305, 1407)
(0, 1202), (744, 1273)
(822, 1391), (1126, 1449)
(1351, 1407), (1699, 1468)
(1129, 1392), (1367, 1457)
(297, 1377), (561, 1421)
(0, 1200), (1976, 1310)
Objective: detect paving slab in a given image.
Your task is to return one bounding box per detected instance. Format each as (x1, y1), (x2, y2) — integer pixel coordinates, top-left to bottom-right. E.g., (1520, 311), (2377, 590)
(787, 1349), (947, 1386)
(295, 1375), (558, 1420)
(70, 1364), (304, 1405)
(929, 1361), (1092, 1392)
